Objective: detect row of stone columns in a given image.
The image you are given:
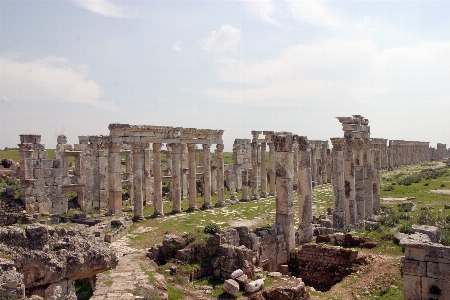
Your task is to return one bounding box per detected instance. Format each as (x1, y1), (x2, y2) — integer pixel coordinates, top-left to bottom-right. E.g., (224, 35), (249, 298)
(388, 141), (431, 170)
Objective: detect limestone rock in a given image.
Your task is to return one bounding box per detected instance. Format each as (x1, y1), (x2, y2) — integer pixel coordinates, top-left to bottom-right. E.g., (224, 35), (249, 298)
(245, 279), (264, 293)
(0, 224), (118, 291)
(230, 269), (244, 279)
(253, 276), (310, 300)
(223, 279), (240, 297)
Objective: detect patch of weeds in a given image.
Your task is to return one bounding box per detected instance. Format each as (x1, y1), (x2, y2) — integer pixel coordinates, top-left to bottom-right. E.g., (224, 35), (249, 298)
(104, 280), (114, 287)
(383, 185), (395, 191)
(440, 228), (450, 246)
(441, 184), (446, 188)
(139, 263), (156, 283)
(399, 222), (413, 234)
(167, 280), (185, 300)
(397, 202), (414, 212)
(203, 223), (220, 235)
(365, 222), (380, 232)
(379, 215), (399, 227)
(129, 288), (161, 300)
(398, 213), (411, 220)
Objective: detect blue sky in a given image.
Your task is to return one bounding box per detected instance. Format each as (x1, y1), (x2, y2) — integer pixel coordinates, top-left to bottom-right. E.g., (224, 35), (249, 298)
(1, 0), (450, 151)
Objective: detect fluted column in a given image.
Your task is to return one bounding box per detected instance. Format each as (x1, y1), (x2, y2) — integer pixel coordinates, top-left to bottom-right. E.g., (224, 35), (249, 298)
(215, 144), (225, 207)
(132, 142), (145, 221)
(170, 143), (182, 214)
(202, 144), (212, 209)
(152, 143), (164, 217)
(260, 142), (268, 198)
(297, 141), (313, 243)
(187, 144), (198, 211)
(108, 142), (122, 215)
(269, 142), (276, 196)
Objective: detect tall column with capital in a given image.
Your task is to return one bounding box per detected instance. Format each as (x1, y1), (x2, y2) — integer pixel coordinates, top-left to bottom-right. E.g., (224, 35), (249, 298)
(215, 144), (225, 207)
(251, 142), (260, 200)
(108, 142), (122, 215)
(202, 144), (212, 209)
(187, 144), (198, 211)
(354, 138), (365, 224)
(260, 142), (268, 198)
(152, 143), (164, 217)
(297, 136), (313, 243)
(274, 133), (295, 261)
(170, 143), (182, 214)
(132, 143), (145, 221)
(268, 142), (276, 196)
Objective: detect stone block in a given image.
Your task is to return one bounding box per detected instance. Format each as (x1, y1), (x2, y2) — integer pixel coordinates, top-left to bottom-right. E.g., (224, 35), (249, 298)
(245, 279), (264, 293)
(403, 246), (427, 262)
(401, 258), (426, 276)
(422, 276), (450, 300)
(427, 262), (450, 280)
(223, 279), (239, 297)
(277, 250), (288, 265)
(235, 274), (248, 290)
(230, 269), (243, 279)
(412, 224), (440, 243)
(402, 275), (421, 300)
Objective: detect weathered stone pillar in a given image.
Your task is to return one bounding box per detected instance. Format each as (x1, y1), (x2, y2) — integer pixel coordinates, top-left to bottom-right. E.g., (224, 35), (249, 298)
(363, 136), (373, 219)
(371, 149), (381, 214)
(333, 150), (345, 230)
(260, 142), (268, 198)
(125, 152), (134, 205)
(166, 146), (172, 175)
(297, 136), (313, 243)
(215, 144), (225, 207)
(354, 138), (365, 224)
(241, 169), (250, 201)
(321, 143), (328, 184)
(269, 142), (276, 196)
(170, 143), (182, 214)
(344, 138), (356, 225)
(108, 142), (122, 215)
(181, 144), (188, 199)
(132, 143), (145, 221)
(274, 133), (295, 259)
(187, 144), (198, 211)
(152, 143), (164, 217)
(202, 144), (213, 209)
(251, 142), (260, 200)
(310, 145), (317, 187)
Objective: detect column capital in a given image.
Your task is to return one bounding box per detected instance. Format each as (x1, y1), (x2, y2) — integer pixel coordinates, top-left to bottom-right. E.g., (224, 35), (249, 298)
(109, 142), (122, 152)
(202, 144), (211, 151)
(273, 132), (294, 152)
(216, 144), (224, 152)
(295, 136), (309, 151)
(169, 143), (182, 153)
(152, 142), (163, 152)
(187, 144), (197, 151)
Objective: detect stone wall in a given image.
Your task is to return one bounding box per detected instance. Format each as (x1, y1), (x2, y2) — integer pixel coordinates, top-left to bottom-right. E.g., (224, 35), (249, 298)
(289, 243), (359, 286)
(400, 231), (450, 300)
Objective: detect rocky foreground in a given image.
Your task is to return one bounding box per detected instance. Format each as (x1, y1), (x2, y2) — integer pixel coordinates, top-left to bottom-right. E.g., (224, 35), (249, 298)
(0, 224), (118, 299)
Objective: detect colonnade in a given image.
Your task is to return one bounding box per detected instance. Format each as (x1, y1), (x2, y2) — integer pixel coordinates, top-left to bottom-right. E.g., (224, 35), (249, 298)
(388, 140), (431, 170)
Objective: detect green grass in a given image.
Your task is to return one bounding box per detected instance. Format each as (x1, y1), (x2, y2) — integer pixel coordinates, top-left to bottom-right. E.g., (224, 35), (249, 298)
(104, 280), (114, 287)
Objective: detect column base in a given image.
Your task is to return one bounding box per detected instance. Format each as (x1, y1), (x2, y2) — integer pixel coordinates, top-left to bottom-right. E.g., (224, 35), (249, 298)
(187, 206), (199, 212)
(297, 223), (313, 243)
(251, 194), (260, 200)
(201, 203), (213, 210)
(240, 196), (251, 202)
(260, 192), (269, 198)
(153, 212), (164, 218)
(133, 215), (145, 222)
(269, 192), (276, 197)
(172, 209), (183, 214)
(215, 201), (226, 208)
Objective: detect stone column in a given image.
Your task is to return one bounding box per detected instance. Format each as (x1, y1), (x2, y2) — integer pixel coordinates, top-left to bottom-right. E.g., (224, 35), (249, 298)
(297, 137), (313, 243)
(152, 143), (164, 217)
(132, 142), (145, 221)
(354, 138), (365, 224)
(371, 149), (381, 214)
(187, 144), (198, 211)
(274, 133), (295, 260)
(321, 143), (328, 184)
(268, 142), (276, 196)
(202, 144), (213, 209)
(126, 152), (134, 205)
(241, 169), (250, 201)
(215, 144), (225, 207)
(166, 146), (172, 175)
(260, 142), (268, 198)
(331, 138), (345, 230)
(251, 142), (260, 200)
(170, 143), (182, 214)
(310, 145), (317, 187)
(344, 137), (356, 226)
(363, 137), (373, 219)
(108, 142), (122, 215)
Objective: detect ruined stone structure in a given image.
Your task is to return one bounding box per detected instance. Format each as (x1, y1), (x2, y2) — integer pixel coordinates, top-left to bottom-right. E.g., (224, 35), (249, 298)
(400, 230), (450, 300)
(388, 140), (431, 170)
(308, 140), (330, 186)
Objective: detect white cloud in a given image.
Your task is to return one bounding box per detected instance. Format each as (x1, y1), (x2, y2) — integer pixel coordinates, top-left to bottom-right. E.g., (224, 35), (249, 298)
(243, 0), (279, 26)
(0, 55), (118, 111)
(70, 0), (135, 18)
(201, 24), (242, 53)
(286, 0), (344, 29)
(192, 39), (450, 111)
(172, 41), (182, 52)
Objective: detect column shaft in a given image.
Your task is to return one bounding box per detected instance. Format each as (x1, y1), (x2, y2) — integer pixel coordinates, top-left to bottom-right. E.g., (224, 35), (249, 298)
(152, 143), (164, 217)
(108, 142), (122, 215)
(215, 144), (225, 207)
(187, 144), (198, 211)
(132, 143), (144, 221)
(260, 142), (268, 198)
(297, 149), (313, 242)
(202, 144), (212, 209)
(170, 143), (182, 214)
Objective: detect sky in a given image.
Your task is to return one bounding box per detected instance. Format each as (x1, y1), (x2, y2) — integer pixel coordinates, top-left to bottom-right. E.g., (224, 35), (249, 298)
(1, 0), (450, 151)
